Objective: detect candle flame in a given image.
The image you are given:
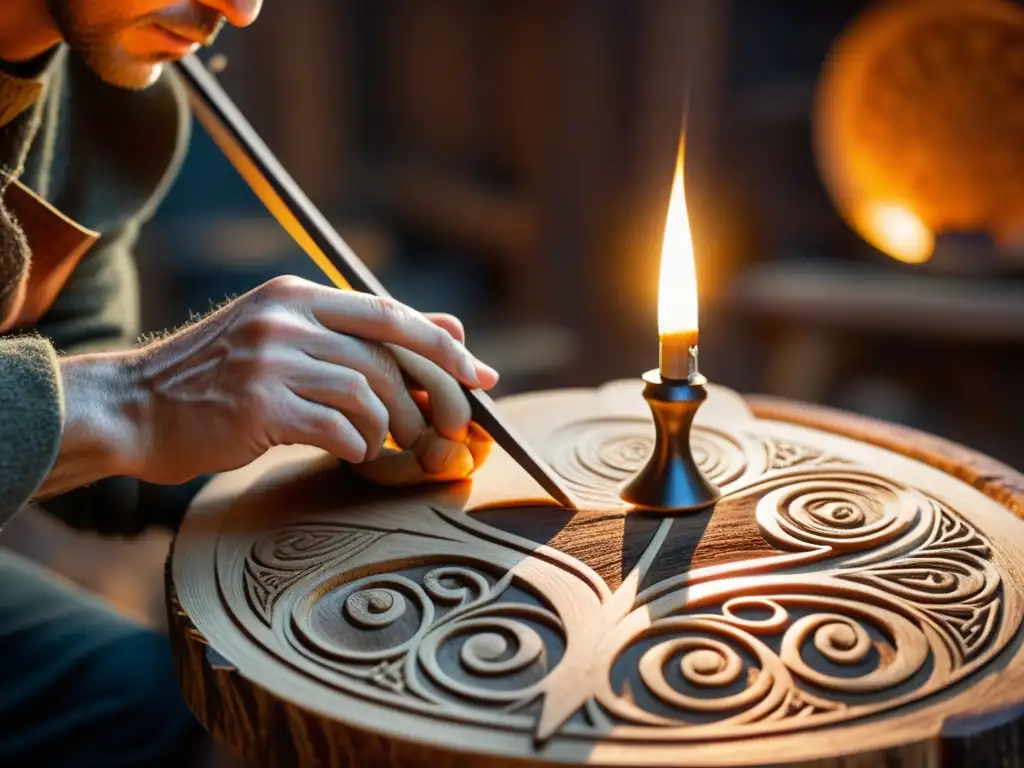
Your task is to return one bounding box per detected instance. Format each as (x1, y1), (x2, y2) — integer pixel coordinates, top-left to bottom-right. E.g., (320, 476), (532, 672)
(857, 201), (935, 265)
(658, 141), (699, 336)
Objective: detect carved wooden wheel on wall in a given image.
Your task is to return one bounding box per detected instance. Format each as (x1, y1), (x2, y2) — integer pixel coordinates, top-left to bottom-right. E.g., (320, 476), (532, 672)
(813, 0), (1024, 264)
(168, 381), (1024, 767)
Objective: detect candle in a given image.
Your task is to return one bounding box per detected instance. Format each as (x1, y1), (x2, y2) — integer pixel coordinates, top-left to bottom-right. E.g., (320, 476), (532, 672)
(619, 136), (720, 513)
(657, 140), (700, 381)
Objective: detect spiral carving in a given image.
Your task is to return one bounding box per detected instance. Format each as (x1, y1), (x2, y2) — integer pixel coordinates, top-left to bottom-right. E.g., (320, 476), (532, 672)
(224, 418), (1013, 749)
(281, 561), (566, 708)
(779, 602), (929, 694)
(693, 429), (749, 487)
(424, 567), (490, 605)
(460, 627), (542, 676)
(601, 617), (791, 727)
(416, 610), (559, 703)
(293, 573), (434, 664)
(595, 492), (1005, 737)
(599, 590), (939, 734)
(756, 472), (921, 555)
(810, 618), (871, 665)
(545, 418), (747, 507)
(345, 588), (406, 628)
(642, 635), (768, 712)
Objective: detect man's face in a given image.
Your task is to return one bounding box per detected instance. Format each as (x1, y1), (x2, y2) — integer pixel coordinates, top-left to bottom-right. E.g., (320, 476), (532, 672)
(47, 1), (261, 89)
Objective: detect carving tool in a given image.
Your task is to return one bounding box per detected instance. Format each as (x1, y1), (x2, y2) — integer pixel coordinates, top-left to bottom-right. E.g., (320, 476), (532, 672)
(173, 55), (576, 508)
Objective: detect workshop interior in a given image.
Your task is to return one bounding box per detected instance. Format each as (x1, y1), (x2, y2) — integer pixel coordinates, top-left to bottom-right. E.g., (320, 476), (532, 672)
(3, 0), (1022, 706)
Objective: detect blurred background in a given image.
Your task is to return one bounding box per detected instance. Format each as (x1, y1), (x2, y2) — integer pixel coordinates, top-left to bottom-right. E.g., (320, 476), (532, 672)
(143, 0), (1024, 464)
(4, 0), (1023, 626)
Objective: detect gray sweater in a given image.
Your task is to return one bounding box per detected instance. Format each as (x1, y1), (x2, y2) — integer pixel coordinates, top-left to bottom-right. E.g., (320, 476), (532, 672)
(0, 46), (189, 533)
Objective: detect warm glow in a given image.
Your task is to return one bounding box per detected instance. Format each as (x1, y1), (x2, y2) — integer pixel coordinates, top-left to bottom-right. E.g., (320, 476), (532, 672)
(858, 201), (935, 264)
(658, 143), (699, 335)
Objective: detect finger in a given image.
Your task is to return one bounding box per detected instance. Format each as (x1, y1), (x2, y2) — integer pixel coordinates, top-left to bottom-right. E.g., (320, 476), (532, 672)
(414, 423), (491, 476)
(285, 363), (390, 461)
(276, 392), (368, 463)
(350, 447), (426, 486)
(393, 348), (471, 442)
(304, 289), (498, 389)
(423, 312), (465, 344)
(414, 430), (476, 476)
(352, 431), (475, 486)
(351, 445), (472, 485)
(297, 333), (427, 449)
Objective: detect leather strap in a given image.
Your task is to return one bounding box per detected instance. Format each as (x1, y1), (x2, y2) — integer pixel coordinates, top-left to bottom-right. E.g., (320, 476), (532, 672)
(4, 178), (99, 328)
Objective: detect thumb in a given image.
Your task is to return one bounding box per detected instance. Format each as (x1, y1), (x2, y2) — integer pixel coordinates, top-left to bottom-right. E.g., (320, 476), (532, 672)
(350, 424), (492, 486)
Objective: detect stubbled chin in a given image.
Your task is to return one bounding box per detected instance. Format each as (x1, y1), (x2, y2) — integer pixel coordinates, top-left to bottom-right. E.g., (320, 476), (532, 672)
(74, 37), (166, 90)
(123, 62), (164, 90)
(91, 57), (164, 90)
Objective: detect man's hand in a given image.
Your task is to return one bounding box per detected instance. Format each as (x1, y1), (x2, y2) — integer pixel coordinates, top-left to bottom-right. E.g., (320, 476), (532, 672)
(45, 276), (498, 493)
(352, 312), (495, 487)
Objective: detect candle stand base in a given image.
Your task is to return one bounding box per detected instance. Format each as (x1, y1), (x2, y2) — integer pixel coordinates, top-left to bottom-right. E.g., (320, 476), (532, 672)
(619, 369), (720, 514)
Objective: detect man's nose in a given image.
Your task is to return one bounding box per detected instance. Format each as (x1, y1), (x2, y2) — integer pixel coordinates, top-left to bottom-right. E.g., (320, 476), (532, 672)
(195, 0), (262, 27)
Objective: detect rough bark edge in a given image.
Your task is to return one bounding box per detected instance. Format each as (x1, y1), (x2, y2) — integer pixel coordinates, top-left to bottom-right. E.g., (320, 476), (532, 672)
(164, 548), (535, 768)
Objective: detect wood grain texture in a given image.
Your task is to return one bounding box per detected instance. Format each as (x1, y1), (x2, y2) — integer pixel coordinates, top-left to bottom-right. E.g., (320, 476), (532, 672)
(169, 381), (1024, 767)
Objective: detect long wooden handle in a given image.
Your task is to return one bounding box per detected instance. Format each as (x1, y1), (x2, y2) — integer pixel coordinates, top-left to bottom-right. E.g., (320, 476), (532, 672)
(172, 55), (576, 508)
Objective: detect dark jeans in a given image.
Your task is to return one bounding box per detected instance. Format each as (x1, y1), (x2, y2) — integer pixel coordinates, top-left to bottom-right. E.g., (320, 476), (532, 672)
(0, 548), (209, 766)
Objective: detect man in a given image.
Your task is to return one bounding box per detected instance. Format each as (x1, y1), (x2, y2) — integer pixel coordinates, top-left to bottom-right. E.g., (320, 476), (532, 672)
(0, 1), (498, 764)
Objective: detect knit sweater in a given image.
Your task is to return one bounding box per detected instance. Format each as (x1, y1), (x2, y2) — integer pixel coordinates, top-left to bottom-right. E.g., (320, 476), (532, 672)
(0, 46), (189, 533)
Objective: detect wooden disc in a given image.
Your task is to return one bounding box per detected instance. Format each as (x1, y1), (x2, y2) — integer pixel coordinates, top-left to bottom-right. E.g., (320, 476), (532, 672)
(169, 381), (1024, 767)
(813, 0), (1024, 260)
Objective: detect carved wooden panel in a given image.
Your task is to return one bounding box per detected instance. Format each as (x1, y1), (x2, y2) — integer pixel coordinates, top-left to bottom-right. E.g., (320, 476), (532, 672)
(169, 381), (1024, 766)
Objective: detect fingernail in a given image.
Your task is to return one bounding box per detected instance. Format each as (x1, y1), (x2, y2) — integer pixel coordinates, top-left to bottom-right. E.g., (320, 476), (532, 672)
(475, 362), (499, 389)
(459, 357), (482, 387)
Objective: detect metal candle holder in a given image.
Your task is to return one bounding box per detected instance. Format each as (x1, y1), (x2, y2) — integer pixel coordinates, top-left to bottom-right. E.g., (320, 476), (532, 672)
(619, 367), (720, 513)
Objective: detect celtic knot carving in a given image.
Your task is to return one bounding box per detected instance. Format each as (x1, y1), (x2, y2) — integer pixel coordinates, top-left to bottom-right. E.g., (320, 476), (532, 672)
(587, 472), (1005, 738)
(211, 399), (1018, 756)
(843, 499), (1000, 663)
(763, 438), (840, 470)
(243, 524), (381, 625)
(165, 376), (1024, 768)
(229, 460), (1010, 744)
